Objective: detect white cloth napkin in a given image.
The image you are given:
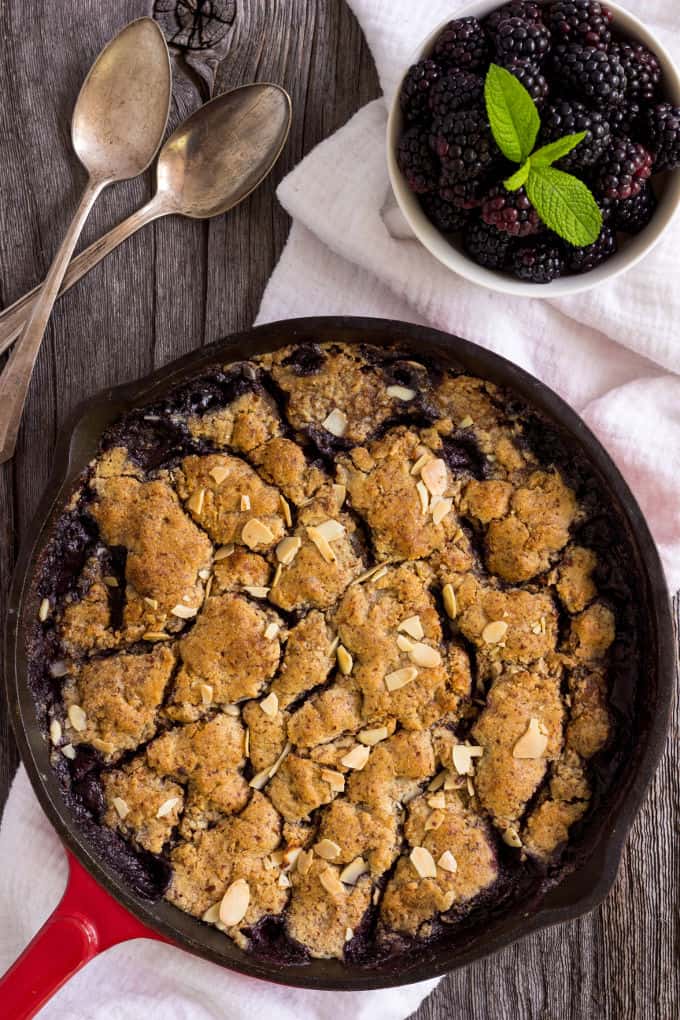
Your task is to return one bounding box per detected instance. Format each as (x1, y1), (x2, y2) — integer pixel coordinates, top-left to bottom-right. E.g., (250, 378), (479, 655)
(3, 2), (680, 1017)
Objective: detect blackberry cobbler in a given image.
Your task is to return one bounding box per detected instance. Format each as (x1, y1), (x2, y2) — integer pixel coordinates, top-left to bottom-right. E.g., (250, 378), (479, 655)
(29, 342), (635, 963)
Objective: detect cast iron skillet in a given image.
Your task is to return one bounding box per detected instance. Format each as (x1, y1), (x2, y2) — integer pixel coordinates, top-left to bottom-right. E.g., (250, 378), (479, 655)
(1, 317), (674, 1017)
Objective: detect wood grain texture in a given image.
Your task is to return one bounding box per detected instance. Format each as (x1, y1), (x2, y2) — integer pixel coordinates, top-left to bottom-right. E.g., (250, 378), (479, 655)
(0, 3), (677, 1017)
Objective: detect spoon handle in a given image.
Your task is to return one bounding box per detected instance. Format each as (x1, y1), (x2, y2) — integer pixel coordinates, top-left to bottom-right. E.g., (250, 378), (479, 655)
(0, 200), (162, 359)
(0, 178), (105, 463)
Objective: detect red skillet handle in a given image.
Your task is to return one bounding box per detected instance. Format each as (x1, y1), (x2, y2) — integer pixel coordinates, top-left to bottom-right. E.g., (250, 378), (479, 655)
(0, 851), (170, 1020)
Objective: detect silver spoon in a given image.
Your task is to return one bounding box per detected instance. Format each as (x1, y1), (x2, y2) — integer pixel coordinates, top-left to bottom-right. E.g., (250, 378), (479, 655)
(0, 18), (171, 464)
(0, 84), (293, 359)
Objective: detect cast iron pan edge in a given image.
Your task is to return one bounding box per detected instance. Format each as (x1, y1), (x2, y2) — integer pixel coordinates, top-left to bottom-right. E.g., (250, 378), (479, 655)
(5, 317), (675, 990)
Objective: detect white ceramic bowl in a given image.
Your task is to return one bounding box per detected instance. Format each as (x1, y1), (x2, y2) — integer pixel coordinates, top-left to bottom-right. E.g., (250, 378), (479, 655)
(387, 0), (680, 297)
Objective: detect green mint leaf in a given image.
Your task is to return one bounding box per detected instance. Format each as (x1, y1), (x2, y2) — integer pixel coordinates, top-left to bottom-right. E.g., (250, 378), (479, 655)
(530, 132), (587, 168)
(526, 166), (603, 247)
(504, 160), (531, 190)
(484, 63), (540, 164)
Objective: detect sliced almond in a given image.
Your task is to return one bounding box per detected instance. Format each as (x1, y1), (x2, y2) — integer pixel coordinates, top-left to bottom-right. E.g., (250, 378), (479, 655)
(322, 408), (348, 437)
(452, 744), (484, 775)
(408, 642), (442, 668)
(396, 633), (415, 652)
(410, 846), (437, 879)
(219, 879), (250, 927)
(240, 493), (251, 512)
(67, 705), (87, 733)
(38, 598), (50, 622)
(425, 809), (445, 831)
(278, 872), (291, 889)
(242, 518), (274, 549)
(91, 738), (115, 755)
(249, 767), (271, 791)
(371, 566), (388, 583)
(431, 496), (453, 526)
(428, 791), (446, 810)
(264, 621), (280, 641)
(156, 796), (180, 819)
(276, 535), (301, 565)
(307, 526), (336, 564)
(243, 586), (270, 599)
(385, 666), (418, 692)
(410, 452), (432, 476)
(332, 483), (346, 508)
(386, 385), (416, 401)
(416, 480), (430, 515)
(223, 703), (241, 717)
(202, 902), (221, 924)
(187, 488), (205, 516)
(314, 838), (341, 861)
(398, 615), (424, 640)
(341, 744), (370, 770)
(442, 583), (458, 620)
(503, 826), (523, 848)
(296, 849), (314, 875)
(112, 797), (129, 820)
(279, 494), (293, 528)
(214, 544), (235, 561)
(320, 869), (345, 897)
(282, 846), (302, 869)
(200, 683), (213, 706)
(357, 726), (388, 746)
(271, 564), (283, 589)
(421, 458), (447, 496)
(444, 771), (462, 791)
(438, 850), (459, 873)
(513, 718), (548, 759)
(244, 728), (250, 756)
(340, 857), (369, 885)
(459, 415), (474, 428)
(352, 562), (387, 586)
(103, 575), (119, 588)
(209, 465), (230, 485)
(268, 742), (292, 778)
(61, 743), (76, 760)
(321, 768), (346, 792)
(345, 927), (354, 941)
(198, 568), (211, 581)
(49, 720), (62, 745)
(142, 631), (171, 642)
(144, 595), (160, 610)
(336, 644), (353, 675)
(427, 771), (446, 792)
(316, 519), (345, 542)
(49, 661), (68, 678)
(171, 603), (197, 620)
(482, 620), (508, 644)
(260, 692), (279, 718)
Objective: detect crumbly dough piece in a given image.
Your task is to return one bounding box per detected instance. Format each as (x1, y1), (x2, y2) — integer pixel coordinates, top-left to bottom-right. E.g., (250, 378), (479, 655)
(63, 645), (175, 760)
(270, 611), (336, 710)
(287, 858), (372, 959)
(347, 729), (436, 815)
(211, 548), (271, 594)
(555, 545), (598, 614)
(166, 594), (282, 721)
(566, 602), (616, 662)
(167, 792), (287, 939)
(380, 791), (497, 937)
(340, 429), (461, 562)
(430, 376), (526, 475)
(287, 682), (363, 748)
(522, 798), (588, 859)
(59, 556), (116, 656)
(484, 471), (577, 582)
(250, 436), (328, 506)
(472, 668), (565, 828)
(566, 669), (610, 757)
(455, 575), (558, 666)
(89, 476), (212, 631)
(267, 343), (396, 444)
(316, 797), (400, 877)
(462, 479), (514, 525)
(174, 453), (286, 549)
(269, 486), (364, 612)
(147, 712), (249, 819)
(242, 699), (288, 772)
(267, 755), (339, 822)
(102, 758), (184, 853)
(188, 389), (282, 452)
(334, 563), (471, 730)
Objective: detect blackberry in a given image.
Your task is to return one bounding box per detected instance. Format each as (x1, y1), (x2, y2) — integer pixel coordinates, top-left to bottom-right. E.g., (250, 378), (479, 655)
(485, 2), (544, 39)
(645, 103), (680, 170)
(594, 137), (653, 200)
(439, 176), (489, 209)
(614, 183), (657, 233)
(400, 60), (442, 122)
(510, 239), (565, 283)
(553, 45), (627, 106)
(432, 108), (498, 182)
(540, 100), (610, 169)
(566, 224), (617, 273)
(420, 193), (471, 234)
(548, 1), (613, 50)
(397, 126), (438, 194)
(611, 42), (661, 102)
(433, 17), (489, 72)
(500, 58), (549, 106)
(494, 17), (551, 64)
(464, 218), (512, 269)
(608, 101), (643, 141)
(481, 185), (542, 237)
(428, 70), (484, 120)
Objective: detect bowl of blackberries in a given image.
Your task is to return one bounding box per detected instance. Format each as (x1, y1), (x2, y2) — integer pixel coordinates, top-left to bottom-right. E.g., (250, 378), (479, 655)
(387, 0), (680, 295)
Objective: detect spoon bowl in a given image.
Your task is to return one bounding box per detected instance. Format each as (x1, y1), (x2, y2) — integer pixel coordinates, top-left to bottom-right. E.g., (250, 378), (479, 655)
(155, 84), (292, 218)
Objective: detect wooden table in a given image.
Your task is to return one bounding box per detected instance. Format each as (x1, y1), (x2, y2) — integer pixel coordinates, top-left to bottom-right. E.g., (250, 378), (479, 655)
(0, 2), (677, 1016)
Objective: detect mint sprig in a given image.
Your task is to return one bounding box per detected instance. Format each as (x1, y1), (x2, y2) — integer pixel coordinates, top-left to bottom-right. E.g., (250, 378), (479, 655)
(484, 64), (602, 247)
